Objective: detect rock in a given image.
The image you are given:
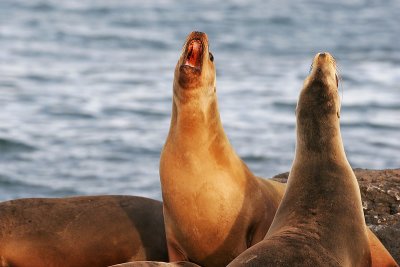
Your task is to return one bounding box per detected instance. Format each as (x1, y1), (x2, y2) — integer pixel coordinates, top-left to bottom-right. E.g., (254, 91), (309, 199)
(271, 168), (400, 263)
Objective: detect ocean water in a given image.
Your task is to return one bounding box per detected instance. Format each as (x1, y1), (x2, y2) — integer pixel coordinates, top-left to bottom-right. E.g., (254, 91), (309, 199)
(0, 0), (399, 201)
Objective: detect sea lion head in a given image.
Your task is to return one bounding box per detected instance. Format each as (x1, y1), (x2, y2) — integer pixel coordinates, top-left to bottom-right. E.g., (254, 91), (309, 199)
(173, 31), (216, 101)
(297, 52), (340, 119)
(296, 52), (341, 151)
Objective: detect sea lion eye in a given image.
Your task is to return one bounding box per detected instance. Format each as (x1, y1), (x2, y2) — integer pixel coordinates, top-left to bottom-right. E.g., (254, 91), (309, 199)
(209, 52), (214, 62)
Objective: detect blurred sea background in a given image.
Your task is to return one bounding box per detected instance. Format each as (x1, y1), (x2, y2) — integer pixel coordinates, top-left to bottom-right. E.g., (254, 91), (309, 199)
(0, 0), (399, 201)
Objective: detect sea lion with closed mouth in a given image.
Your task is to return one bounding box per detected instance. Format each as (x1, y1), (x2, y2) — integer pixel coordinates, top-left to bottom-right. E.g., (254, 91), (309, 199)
(228, 52), (377, 267)
(159, 31), (285, 267)
(0, 195), (168, 267)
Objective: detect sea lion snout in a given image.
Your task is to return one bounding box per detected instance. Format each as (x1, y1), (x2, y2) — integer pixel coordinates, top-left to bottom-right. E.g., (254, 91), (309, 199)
(316, 52), (332, 60)
(181, 32), (208, 70)
(312, 52), (335, 71)
(186, 31), (208, 45)
(176, 31), (215, 90)
(307, 52), (338, 90)
(181, 32), (209, 71)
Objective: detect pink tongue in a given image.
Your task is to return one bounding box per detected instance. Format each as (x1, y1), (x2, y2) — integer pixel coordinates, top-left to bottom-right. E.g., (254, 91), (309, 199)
(184, 40), (202, 68)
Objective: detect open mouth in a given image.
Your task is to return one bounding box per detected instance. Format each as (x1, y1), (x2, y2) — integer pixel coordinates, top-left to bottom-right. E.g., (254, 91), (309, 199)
(183, 39), (203, 70)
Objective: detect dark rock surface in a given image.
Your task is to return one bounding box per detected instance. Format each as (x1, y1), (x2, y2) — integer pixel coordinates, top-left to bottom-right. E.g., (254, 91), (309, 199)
(271, 168), (400, 263)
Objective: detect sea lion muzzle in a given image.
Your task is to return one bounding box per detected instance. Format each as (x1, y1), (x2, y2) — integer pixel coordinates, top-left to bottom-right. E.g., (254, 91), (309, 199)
(184, 39), (203, 70)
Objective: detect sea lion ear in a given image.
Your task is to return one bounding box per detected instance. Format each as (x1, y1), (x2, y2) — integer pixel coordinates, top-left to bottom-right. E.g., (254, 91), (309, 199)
(337, 111), (340, 118)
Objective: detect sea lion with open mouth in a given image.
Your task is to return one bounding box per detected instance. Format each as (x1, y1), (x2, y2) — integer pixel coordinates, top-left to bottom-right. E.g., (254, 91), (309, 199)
(160, 31), (285, 267)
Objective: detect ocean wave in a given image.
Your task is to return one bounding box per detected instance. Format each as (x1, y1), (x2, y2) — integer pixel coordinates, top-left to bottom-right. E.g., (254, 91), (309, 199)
(343, 103), (400, 111)
(341, 122), (400, 131)
(1, 0), (399, 201)
(0, 138), (36, 153)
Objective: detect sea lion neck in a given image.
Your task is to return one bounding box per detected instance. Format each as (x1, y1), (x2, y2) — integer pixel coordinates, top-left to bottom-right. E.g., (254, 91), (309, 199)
(295, 89), (344, 159)
(169, 91), (229, 147)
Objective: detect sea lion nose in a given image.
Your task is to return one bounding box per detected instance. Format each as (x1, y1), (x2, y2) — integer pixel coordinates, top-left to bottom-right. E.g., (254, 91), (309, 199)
(319, 52), (326, 58)
(189, 31), (208, 40)
(193, 31), (205, 35)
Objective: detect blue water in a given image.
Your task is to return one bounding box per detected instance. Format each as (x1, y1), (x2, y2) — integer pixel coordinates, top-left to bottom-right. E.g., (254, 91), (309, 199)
(0, 0), (399, 201)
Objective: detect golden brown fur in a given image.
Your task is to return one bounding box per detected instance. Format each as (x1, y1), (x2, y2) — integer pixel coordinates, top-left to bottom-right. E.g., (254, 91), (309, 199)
(0, 195), (168, 267)
(367, 230), (398, 267)
(160, 31), (284, 267)
(228, 53), (373, 267)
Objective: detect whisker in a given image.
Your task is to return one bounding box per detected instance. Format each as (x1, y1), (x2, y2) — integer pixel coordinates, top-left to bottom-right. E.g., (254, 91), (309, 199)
(335, 63), (343, 113)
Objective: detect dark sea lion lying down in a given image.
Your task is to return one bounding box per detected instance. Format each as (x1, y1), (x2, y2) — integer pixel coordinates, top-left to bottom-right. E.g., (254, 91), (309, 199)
(0, 195), (168, 267)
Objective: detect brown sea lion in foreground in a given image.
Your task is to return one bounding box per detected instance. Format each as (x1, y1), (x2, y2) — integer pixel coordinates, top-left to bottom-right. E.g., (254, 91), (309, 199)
(159, 31), (285, 266)
(0, 195), (168, 267)
(227, 52), (380, 267)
